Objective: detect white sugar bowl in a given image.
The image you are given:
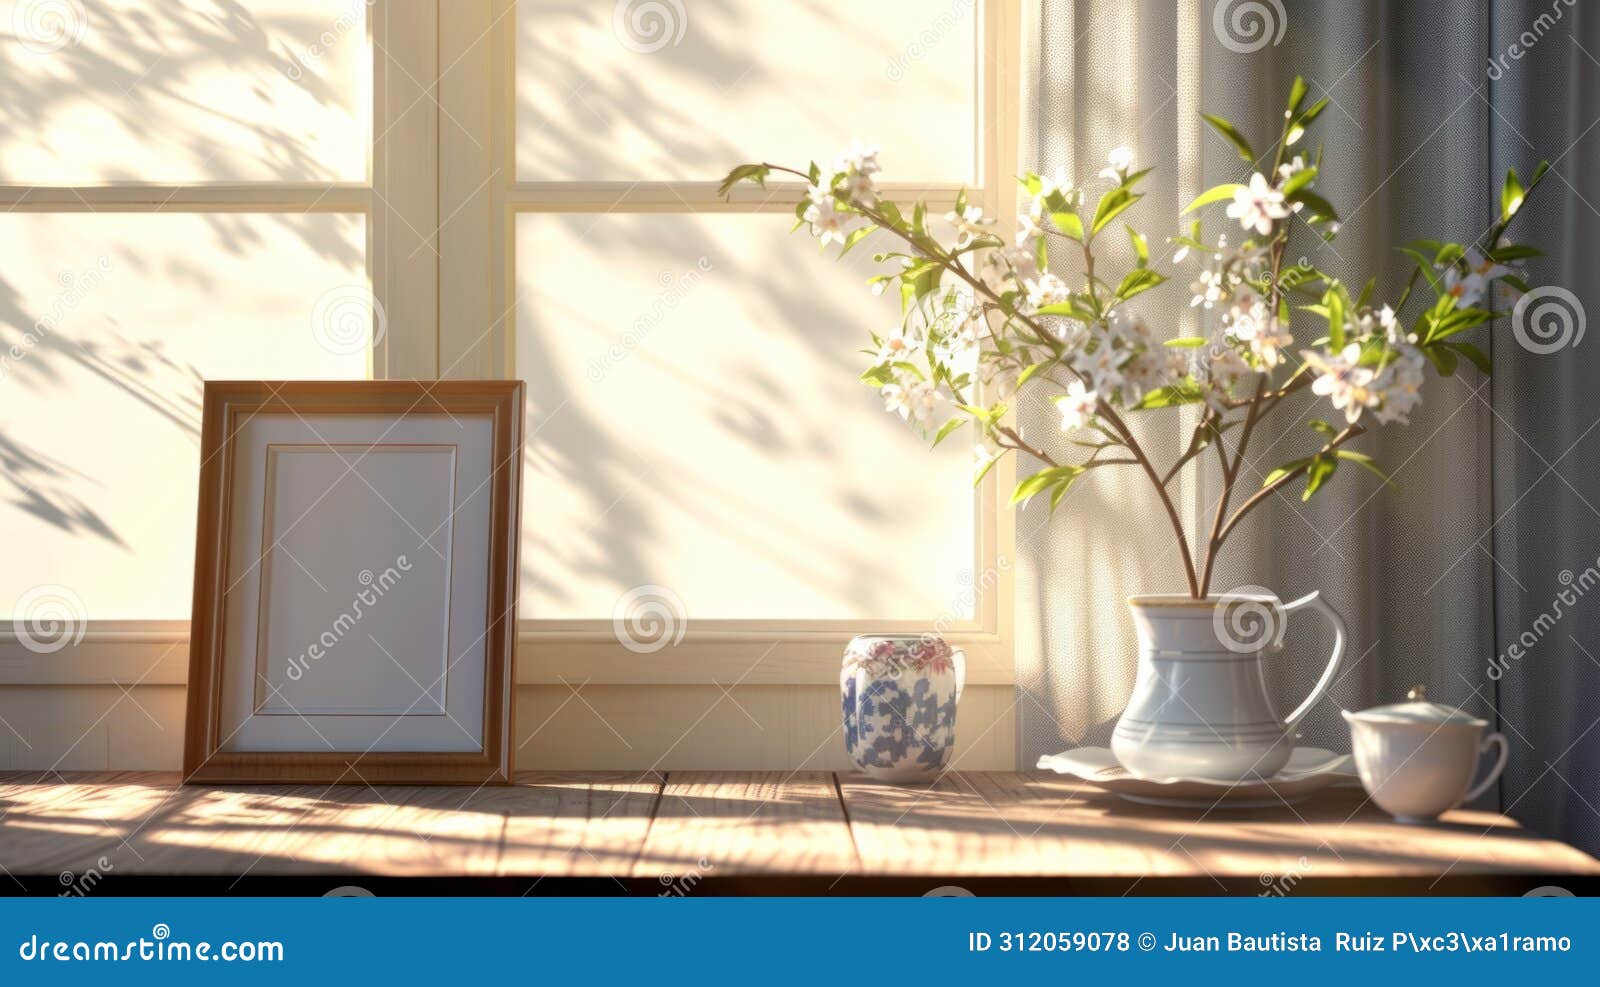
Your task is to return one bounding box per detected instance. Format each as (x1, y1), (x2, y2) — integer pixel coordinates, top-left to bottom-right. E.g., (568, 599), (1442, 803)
(1342, 686), (1509, 824)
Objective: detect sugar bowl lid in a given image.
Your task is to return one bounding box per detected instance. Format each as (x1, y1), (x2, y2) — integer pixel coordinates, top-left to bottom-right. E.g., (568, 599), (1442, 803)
(1342, 686), (1488, 728)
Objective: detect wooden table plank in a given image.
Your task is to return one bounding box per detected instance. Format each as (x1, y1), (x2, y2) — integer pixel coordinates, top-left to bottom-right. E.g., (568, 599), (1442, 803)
(0, 771), (191, 879)
(496, 772), (662, 878)
(3, 771), (1597, 879)
(839, 771), (1600, 877)
(634, 772), (858, 878)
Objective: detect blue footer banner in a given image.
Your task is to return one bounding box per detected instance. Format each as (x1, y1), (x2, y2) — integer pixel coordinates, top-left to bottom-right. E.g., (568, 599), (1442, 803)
(1, 897), (1595, 983)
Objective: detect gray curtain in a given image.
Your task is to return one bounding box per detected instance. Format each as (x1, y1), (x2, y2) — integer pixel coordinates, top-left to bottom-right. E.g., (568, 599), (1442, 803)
(1017, 0), (1600, 855)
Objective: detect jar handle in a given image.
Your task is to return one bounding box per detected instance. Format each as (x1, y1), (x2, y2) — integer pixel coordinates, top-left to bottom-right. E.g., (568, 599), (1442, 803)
(952, 648), (966, 701)
(1280, 591), (1346, 729)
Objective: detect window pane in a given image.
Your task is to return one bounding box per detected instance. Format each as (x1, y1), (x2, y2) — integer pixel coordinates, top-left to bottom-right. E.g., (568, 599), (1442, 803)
(516, 0), (977, 182)
(517, 213), (975, 622)
(0, 0), (367, 182)
(0, 212), (368, 618)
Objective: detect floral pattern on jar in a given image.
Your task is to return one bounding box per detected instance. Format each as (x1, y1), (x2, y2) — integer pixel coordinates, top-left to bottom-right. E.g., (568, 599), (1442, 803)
(841, 635), (964, 781)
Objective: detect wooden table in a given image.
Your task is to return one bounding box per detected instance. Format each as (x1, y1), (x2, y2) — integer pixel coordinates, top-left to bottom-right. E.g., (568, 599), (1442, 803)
(2, 771), (1596, 893)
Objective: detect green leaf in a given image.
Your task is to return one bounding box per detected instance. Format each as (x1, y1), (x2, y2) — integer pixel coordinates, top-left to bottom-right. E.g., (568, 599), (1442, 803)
(859, 364), (895, 387)
(1183, 183), (1245, 215)
(1335, 450), (1394, 488)
(1285, 98), (1329, 146)
(973, 450), (1001, 487)
(838, 225), (875, 255)
(1051, 211), (1084, 239)
(1092, 188), (1141, 237)
(1286, 76), (1308, 117)
(1280, 166), (1318, 197)
(1164, 337), (1208, 349)
(931, 416), (967, 448)
(1288, 188), (1339, 223)
(1302, 455), (1338, 501)
(1016, 360), (1055, 387)
(1488, 243), (1542, 262)
(1322, 282), (1347, 350)
(1444, 341), (1492, 374)
(1502, 167), (1526, 222)
(1125, 224), (1150, 267)
(1011, 465), (1087, 505)
(1308, 419), (1337, 436)
(1264, 457), (1312, 488)
(1116, 268), (1167, 301)
(717, 164), (770, 199)
(1134, 378), (1205, 409)
(1423, 343), (1459, 376)
(1202, 113), (1256, 163)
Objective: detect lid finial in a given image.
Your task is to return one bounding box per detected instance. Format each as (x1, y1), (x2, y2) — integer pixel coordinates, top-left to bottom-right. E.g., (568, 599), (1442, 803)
(1406, 684), (1427, 701)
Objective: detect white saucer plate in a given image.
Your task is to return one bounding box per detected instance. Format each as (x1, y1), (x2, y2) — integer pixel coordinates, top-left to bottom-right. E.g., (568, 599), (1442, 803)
(1035, 746), (1361, 808)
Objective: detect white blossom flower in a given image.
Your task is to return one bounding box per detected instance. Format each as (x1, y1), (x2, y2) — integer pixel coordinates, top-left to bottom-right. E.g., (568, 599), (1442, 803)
(1055, 380), (1098, 430)
(945, 205), (994, 248)
(1205, 344), (1252, 400)
(1372, 348), (1425, 425)
(1226, 172), (1291, 237)
(1099, 146), (1135, 182)
(1081, 331), (1126, 398)
(1304, 343), (1379, 424)
(1442, 248), (1509, 309)
(881, 380), (942, 425)
(875, 326), (919, 365)
(1223, 292), (1292, 368)
(1024, 273), (1071, 312)
(1191, 267), (1227, 309)
(974, 440), (1002, 475)
(803, 188), (858, 246)
(835, 140), (882, 178)
(1276, 154), (1309, 184)
(1120, 348), (1178, 403)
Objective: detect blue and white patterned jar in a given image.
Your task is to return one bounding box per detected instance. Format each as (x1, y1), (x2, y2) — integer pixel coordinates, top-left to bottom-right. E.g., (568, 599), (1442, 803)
(841, 634), (965, 781)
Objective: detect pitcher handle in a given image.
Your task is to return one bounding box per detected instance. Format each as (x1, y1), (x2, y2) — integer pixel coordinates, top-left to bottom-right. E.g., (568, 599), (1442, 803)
(952, 649), (966, 701)
(1280, 591), (1346, 729)
(1462, 732), (1509, 803)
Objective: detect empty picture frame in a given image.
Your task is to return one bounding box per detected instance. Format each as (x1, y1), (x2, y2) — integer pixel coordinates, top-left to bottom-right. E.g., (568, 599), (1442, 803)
(183, 380), (524, 784)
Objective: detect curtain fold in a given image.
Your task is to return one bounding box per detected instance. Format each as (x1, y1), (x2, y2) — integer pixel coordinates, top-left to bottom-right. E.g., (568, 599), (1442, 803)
(1018, 0), (1600, 854)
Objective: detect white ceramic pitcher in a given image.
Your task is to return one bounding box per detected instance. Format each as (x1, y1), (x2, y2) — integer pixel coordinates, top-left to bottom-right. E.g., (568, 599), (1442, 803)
(1111, 591), (1346, 782)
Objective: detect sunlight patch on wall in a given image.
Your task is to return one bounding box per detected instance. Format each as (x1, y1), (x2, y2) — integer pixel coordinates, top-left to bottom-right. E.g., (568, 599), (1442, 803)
(0, 212), (368, 618)
(515, 212), (976, 622)
(0, 0), (369, 183)
(515, 0), (977, 182)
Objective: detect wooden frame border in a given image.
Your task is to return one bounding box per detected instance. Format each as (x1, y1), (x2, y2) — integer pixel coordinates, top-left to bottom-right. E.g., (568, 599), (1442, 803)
(181, 380), (524, 785)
